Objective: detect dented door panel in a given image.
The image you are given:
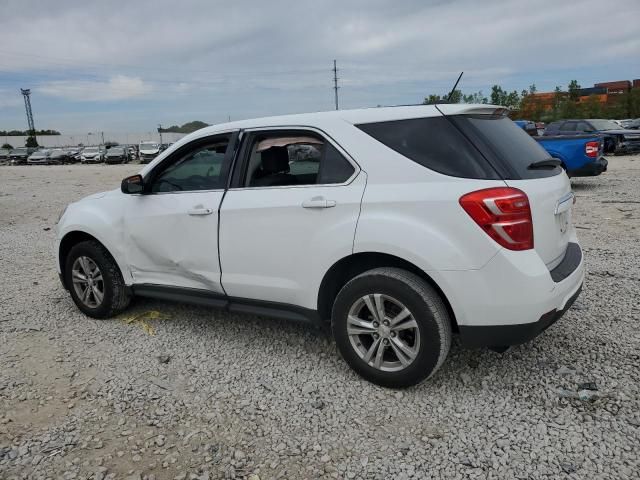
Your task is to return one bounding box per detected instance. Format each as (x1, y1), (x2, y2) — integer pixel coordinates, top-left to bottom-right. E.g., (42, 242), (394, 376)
(123, 191), (224, 291)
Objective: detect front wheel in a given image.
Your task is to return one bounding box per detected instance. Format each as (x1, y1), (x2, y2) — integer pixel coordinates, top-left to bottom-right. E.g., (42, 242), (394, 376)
(332, 268), (452, 388)
(64, 240), (131, 318)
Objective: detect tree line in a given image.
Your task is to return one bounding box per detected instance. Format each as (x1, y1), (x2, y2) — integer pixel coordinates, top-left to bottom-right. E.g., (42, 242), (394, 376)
(0, 129), (61, 136)
(158, 121), (209, 134)
(423, 80), (640, 121)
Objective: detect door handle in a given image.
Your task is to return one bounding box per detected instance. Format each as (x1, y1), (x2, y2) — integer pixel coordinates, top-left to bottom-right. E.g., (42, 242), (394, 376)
(302, 197), (336, 209)
(188, 208), (214, 216)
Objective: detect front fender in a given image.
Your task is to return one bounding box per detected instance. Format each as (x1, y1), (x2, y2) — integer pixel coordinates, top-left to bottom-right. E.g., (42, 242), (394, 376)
(56, 198), (131, 284)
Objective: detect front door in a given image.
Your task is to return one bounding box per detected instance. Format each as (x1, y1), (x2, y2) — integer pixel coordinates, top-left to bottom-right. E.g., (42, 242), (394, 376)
(123, 132), (236, 292)
(219, 128), (365, 309)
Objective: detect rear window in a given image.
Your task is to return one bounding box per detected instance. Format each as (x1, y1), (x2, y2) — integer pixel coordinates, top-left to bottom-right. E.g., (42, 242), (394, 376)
(449, 115), (560, 179)
(356, 117), (500, 179)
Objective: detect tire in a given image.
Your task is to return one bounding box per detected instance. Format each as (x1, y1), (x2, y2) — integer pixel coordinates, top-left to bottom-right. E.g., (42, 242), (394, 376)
(64, 240), (131, 319)
(332, 267), (452, 388)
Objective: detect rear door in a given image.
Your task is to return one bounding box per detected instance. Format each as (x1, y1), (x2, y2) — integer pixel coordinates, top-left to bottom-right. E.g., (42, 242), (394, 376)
(450, 114), (573, 269)
(219, 128), (364, 308)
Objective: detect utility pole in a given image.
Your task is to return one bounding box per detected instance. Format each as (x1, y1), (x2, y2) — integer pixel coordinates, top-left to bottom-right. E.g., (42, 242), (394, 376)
(333, 60), (339, 110)
(157, 124), (163, 145)
(21, 88), (37, 146)
(101, 131), (105, 145)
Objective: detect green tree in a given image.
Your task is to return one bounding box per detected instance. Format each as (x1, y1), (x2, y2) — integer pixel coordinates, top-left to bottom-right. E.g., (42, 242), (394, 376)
(505, 90), (521, 108)
(448, 89), (462, 103)
(423, 94), (443, 104)
(1, 143), (13, 150)
(579, 95), (603, 118)
(25, 136), (38, 148)
(490, 85), (506, 105)
(462, 91), (488, 104)
(568, 80), (581, 101)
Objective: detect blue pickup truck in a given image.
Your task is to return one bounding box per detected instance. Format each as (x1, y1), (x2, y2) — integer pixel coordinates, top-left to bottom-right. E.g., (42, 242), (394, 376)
(514, 120), (608, 177)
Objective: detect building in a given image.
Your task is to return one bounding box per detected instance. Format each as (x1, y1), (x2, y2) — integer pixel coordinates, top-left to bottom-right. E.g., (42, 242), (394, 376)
(594, 80), (632, 95)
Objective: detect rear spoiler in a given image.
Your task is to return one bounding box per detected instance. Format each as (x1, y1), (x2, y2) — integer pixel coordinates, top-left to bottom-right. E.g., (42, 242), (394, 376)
(435, 104), (510, 117)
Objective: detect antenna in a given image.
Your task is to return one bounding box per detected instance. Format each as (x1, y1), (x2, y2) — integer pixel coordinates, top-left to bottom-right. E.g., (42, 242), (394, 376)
(446, 71), (464, 102)
(332, 60), (339, 110)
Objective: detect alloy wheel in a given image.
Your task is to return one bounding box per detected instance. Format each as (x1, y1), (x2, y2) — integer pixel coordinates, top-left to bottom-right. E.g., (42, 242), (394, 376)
(71, 256), (104, 308)
(347, 294), (420, 372)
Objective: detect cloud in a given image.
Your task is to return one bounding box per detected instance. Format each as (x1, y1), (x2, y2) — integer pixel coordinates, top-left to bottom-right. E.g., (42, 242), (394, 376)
(0, 90), (23, 109)
(36, 75), (151, 101)
(0, 0), (638, 130)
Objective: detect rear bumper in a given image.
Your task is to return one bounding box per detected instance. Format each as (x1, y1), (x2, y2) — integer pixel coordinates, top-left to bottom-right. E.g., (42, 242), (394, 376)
(436, 237), (585, 347)
(568, 157), (608, 177)
(458, 283), (582, 347)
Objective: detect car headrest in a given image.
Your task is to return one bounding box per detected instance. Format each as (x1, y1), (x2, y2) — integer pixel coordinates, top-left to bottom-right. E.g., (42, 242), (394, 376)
(261, 146), (290, 174)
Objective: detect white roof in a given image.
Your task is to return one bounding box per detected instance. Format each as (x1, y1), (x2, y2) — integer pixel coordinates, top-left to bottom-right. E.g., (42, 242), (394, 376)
(139, 103), (504, 175)
(200, 103), (504, 133)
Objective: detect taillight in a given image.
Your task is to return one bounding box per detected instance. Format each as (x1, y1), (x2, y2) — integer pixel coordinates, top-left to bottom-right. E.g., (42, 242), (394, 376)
(585, 141), (599, 158)
(459, 187), (534, 251)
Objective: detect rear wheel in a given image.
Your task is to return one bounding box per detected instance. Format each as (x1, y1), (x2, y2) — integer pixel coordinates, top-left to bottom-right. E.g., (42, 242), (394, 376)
(64, 240), (131, 318)
(332, 268), (452, 388)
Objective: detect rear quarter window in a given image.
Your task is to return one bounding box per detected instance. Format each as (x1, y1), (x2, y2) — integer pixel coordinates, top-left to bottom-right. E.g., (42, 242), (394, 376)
(356, 117), (500, 179)
(449, 115), (561, 179)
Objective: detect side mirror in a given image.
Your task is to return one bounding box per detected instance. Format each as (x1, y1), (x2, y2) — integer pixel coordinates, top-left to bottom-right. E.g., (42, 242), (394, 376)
(121, 174), (144, 194)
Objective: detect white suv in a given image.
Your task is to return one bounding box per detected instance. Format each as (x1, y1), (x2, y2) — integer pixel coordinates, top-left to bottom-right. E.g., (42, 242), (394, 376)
(56, 104), (584, 387)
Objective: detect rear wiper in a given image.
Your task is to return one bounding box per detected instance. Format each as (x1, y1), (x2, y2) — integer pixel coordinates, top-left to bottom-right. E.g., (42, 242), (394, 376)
(528, 158), (561, 169)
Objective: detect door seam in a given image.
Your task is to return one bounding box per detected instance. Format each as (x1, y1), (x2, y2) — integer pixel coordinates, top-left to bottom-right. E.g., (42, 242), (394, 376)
(351, 171), (368, 254)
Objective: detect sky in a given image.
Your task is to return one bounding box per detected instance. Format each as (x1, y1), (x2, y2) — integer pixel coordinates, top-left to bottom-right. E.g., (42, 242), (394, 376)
(1, 0), (639, 133)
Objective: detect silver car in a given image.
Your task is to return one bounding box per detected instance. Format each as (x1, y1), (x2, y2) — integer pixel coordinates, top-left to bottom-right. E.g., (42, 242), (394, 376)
(27, 149), (52, 165)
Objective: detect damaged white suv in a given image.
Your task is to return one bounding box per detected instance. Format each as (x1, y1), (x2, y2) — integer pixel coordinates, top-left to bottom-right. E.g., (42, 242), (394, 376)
(56, 105), (584, 387)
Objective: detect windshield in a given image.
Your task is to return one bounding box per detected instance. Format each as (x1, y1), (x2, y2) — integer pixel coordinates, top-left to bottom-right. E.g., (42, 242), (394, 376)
(140, 143), (158, 149)
(109, 148), (124, 154)
(13, 148), (28, 153)
(84, 147), (99, 153)
(51, 150), (64, 156)
(589, 120), (621, 131)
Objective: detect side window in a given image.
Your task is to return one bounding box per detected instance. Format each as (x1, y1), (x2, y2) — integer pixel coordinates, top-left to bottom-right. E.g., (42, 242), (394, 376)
(150, 136), (230, 193)
(562, 122), (577, 132)
(357, 117), (499, 179)
(576, 122), (591, 132)
(242, 132), (354, 187)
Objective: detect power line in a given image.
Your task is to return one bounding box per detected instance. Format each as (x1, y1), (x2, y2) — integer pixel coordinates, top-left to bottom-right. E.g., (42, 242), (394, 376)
(333, 59), (339, 110)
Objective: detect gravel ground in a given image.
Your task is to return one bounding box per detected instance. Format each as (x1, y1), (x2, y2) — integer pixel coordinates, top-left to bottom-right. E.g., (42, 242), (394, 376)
(1, 158), (639, 480)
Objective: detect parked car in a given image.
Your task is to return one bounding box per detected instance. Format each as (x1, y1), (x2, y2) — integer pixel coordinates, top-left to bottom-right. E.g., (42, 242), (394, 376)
(10, 147), (36, 164)
(0, 148), (10, 161)
(544, 119), (640, 154)
(81, 146), (105, 163)
(514, 120), (607, 177)
(614, 119), (633, 128)
(625, 118), (640, 130)
(139, 141), (160, 163)
(27, 149), (52, 165)
(48, 149), (72, 164)
(63, 148), (81, 163)
(127, 146), (137, 161)
(105, 147), (129, 164)
(56, 104), (584, 388)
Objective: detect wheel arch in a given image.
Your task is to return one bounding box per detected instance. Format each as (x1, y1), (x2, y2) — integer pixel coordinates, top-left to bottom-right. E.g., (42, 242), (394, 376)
(317, 252), (458, 332)
(58, 230), (125, 289)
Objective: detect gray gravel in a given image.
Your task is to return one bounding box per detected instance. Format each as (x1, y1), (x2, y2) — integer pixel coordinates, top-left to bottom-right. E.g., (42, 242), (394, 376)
(1, 159), (639, 479)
